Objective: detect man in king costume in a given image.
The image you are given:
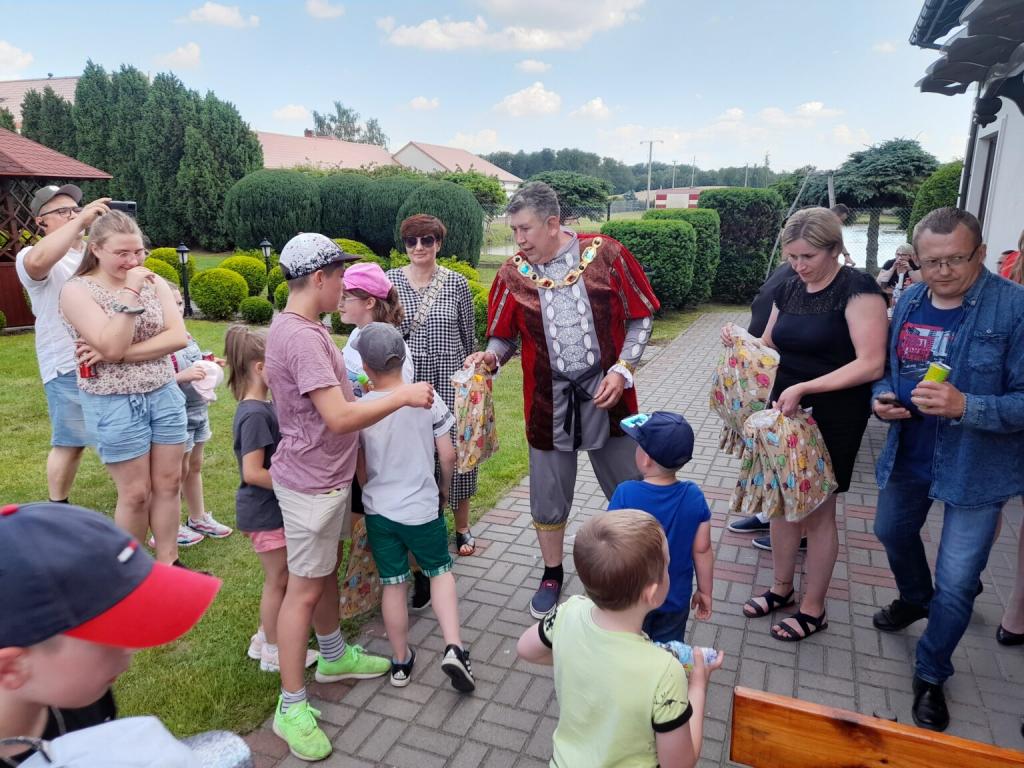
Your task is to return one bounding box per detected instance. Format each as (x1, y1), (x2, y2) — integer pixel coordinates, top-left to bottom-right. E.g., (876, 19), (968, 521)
(467, 181), (660, 618)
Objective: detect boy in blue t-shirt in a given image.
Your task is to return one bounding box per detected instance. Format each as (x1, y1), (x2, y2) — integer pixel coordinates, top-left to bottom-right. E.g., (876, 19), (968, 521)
(609, 412), (713, 643)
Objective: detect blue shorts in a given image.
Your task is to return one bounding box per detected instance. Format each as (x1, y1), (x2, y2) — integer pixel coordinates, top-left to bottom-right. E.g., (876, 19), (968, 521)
(184, 405), (212, 453)
(43, 371), (89, 448)
(79, 381), (188, 464)
(643, 606), (690, 644)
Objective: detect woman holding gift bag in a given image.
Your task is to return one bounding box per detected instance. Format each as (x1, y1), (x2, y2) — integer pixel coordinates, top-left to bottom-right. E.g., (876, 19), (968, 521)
(722, 207), (887, 641)
(389, 214), (479, 555)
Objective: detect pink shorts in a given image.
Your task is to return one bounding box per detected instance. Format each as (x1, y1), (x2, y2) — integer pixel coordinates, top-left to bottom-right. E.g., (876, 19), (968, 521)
(246, 528), (287, 554)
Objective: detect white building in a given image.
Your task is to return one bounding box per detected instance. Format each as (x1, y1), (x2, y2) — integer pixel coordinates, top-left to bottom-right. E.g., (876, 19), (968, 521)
(393, 141), (522, 195)
(911, 0), (1024, 263)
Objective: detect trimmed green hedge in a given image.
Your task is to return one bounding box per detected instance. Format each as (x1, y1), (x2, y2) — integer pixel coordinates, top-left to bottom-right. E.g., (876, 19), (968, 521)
(357, 176), (425, 257)
(698, 188), (785, 303)
(600, 221), (696, 310)
(320, 173), (370, 241)
(641, 208), (721, 305)
(267, 266), (284, 298)
(468, 281), (489, 346)
(333, 238), (375, 259)
(394, 181), (485, 266)
(148, 247), (194, 283)
(0, 309), (6, 333)
(239, 296), (274, 325)
(191, 268), (248, 320)
(274, 280), (289, 310)
(219, 255), (267, 296)
(144, 257), (180, 286)
(438, 256), (481, 283)
(223, 169), (321, 249)
(907, 161), (963, 240)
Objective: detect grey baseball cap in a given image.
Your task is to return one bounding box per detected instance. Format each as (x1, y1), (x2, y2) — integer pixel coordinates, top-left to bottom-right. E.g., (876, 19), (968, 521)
(353, 322), (407, 372)
(278, 232), (359, 279)
(31, 184), (82, 217)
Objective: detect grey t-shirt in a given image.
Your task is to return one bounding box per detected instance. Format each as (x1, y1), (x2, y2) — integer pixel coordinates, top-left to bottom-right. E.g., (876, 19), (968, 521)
(232, 399), (284, 532)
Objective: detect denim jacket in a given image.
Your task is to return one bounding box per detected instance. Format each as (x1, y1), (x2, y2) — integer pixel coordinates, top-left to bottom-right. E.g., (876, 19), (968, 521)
(873, 270), (1024, 506)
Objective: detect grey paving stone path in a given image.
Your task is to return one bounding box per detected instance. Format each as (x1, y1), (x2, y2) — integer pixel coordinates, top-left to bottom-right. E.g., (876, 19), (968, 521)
(246, 309), (1024, 767)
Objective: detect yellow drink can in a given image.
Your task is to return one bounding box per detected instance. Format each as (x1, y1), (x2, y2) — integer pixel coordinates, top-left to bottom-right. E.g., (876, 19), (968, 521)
(923, 362), (952, 383)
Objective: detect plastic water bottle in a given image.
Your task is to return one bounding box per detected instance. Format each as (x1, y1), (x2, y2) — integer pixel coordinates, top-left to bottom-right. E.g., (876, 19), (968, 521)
(655, 641), (719, 672)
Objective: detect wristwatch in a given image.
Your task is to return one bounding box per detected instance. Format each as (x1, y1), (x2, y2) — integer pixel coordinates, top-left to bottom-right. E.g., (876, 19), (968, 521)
(111, 301), (145, 315)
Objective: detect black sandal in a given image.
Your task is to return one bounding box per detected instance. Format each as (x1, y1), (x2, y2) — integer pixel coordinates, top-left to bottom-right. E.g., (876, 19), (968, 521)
(743, 588), (795, 618)
(771, 611), (828, 642)
(455, 529), (476, 556)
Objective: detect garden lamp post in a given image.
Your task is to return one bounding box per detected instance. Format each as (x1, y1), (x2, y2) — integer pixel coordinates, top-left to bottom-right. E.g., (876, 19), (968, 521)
(177, 242), (192, 317)
(259, 238), (273, 300)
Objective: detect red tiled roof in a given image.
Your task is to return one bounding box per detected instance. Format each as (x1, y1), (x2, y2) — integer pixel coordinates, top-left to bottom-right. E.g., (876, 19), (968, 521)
(257, 131), (396, 170)
(395, 141), (522, 184)
(0, 76), (79, 127)
(0, 128), (110, 179)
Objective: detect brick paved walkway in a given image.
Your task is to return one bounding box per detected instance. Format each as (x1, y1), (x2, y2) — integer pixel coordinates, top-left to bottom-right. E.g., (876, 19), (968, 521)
(246, 309), (1024, 767)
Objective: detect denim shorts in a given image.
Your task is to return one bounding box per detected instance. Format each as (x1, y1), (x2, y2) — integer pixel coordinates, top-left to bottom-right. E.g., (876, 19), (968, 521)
(185, 405), (212, 452)
(43, 371), (90, 448)
(79, 381), (188, 465)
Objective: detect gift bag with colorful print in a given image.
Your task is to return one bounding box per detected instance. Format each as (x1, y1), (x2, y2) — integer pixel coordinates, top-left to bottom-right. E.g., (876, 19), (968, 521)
(709, 323), (780, 458)
(338, 516), (382, 619)
(451, 364), (499, 473)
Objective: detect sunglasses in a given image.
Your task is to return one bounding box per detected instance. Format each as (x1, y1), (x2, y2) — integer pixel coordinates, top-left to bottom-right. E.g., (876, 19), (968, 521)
(403, 235), (436, 249)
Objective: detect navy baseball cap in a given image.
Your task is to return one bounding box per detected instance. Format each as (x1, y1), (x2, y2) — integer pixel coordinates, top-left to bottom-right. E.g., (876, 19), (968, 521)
(620, 411), (695, 469)
(0, 502), (221, 649)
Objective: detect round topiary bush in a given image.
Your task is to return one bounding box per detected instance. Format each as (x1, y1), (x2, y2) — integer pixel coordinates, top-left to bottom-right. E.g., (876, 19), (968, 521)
(395, 181), (485, 266)
(144, 257), (180, 286)
(148, 247), (195, 283)
(321, 173), (371, 241)
(190, 268), (248, 320)
(267, 265), (285, 297)
(438, 256), (481, 283)
(274, 280), (289, 310)
(389, 249), (409, 269)
(239, 296), (274, 325)
(358, 176), (425, 257)
(468, 281), (489, 346)
(907, 161), (963, 240)
(220, 255), (268, 296)
(333, 238), (375, 259)
(0, 309), (6, 333)
(223, 169), (322, 250)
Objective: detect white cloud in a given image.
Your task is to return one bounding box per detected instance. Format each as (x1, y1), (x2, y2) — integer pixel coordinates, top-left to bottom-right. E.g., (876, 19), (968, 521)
(796, 100), (842, 118)
(0, 41), (33, 78)
(571, 97), (611, 120)
(449, 128), (502, 154)
(376, 16), (395, 32)
(306, 0), (345, 20)
(384, 0), (645, 51)
(272, 104), (309, 121)
(516, 58), (550, 73)
(718, 107), (744, 121)
(873, 41), (896, 54)
(155, 42), (202, 69)
(832, 124), (871, 146)
(494, 81), (561, 117)
(409, 96), (440, 111)
(184, 2), (258, 28)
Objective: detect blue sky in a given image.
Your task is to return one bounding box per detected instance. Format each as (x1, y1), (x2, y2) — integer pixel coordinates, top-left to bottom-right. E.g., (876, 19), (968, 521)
(1, 1), (971, 171)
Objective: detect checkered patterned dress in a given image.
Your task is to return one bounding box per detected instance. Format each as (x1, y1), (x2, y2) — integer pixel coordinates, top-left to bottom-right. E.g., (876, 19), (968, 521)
(387, 266), (478, 506)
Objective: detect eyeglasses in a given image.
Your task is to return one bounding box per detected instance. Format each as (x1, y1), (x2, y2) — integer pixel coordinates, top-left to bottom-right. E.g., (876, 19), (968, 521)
(39, 205), (82, 219)
(403, 235), (436, 249)
(919, 245), (979, 271)
(104, 248), (149, 260)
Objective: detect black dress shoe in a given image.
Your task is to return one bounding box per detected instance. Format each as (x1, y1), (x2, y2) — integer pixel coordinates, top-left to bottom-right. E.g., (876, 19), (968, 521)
(751, 535), (808, 551)
(997, 625), (1024, 646)
(912, 676), (949, 731)
(873, 598), (929, 632)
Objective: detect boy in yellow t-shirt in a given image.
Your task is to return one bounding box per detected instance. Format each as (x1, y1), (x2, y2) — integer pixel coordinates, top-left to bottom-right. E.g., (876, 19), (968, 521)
(517, 509), (724, 768)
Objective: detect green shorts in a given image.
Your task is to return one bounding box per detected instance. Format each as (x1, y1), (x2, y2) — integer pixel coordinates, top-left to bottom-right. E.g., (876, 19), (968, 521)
(364, 513), (453, 585)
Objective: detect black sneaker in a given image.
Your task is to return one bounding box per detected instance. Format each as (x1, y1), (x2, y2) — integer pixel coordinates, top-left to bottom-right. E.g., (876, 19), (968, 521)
(727, 514), (771, 533)
(390, 649), (416, 688)
(441, 644), (475, 693)
(873, 598), (929, 632)
(530, 579), (562, 619)
(411, 571), (431, 610)
(751, 535), (808, 552)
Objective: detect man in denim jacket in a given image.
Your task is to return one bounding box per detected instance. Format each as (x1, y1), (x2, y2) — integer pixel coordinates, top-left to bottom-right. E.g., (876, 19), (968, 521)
(870, 207), (1024, 732)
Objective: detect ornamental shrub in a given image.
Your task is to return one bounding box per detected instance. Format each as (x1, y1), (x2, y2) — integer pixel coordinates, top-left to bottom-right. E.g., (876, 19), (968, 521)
(223, 169), (321, 250)
(698, 188), (785, 303)
(438, 256), (481, 283)
(267, 265), (285, 297)
(907, 160), (963, 240)
(239, 296), (274, 325)
(333, 238), (375, 259)
(274, 280), (289, 310)
(220, 255), (267, 296)
(642, 208), (721, 304)
(357, 176), (425, 257)
(389, 249), (409, 269)
(148, 246), (194, 282)
(330, 311), (354, 336)
(190, 268), (248, 320)
(468, 280), (489, 346)
(394, 181), (485, 266)
(144, 257), (179, 285)
(600, 221), (696, 310)
(321, 173), (370, 241)
(0, 309), (6, 333)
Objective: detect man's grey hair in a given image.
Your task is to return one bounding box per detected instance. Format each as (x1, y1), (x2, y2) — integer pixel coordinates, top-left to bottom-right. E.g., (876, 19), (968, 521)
(507, 181), (560, 222)
(912, 207), (983, 250)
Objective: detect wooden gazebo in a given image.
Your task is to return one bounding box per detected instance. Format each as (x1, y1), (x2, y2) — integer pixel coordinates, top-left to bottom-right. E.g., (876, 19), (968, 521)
(0, 128), (110, 328)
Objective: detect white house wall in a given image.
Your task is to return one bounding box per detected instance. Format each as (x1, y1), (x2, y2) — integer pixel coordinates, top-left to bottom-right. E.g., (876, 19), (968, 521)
(966, 105), (1024, 265)
(394, 144), (445, 174)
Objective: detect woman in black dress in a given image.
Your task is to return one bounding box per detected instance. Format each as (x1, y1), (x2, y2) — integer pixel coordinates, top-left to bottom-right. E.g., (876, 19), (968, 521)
(724, 207), (888, 641)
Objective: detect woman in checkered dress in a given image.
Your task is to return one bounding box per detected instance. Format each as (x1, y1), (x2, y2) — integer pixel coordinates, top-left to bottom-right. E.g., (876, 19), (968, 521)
(388, 214), (479, 555)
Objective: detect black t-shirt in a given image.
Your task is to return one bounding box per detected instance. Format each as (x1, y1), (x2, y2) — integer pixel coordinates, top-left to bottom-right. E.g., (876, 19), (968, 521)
(769, 266), (884, 421)
(880, 257), (921, 287)
(748, 263), (795, 337)
(232, 400), (284, 532)
(5, 690), (116, 765)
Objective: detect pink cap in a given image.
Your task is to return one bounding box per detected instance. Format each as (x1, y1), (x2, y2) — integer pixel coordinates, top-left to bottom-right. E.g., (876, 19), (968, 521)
(343, 262), (393, 299)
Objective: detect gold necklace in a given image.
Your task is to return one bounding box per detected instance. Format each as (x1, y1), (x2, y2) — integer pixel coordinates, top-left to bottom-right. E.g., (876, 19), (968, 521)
(513, 238), (601, 289)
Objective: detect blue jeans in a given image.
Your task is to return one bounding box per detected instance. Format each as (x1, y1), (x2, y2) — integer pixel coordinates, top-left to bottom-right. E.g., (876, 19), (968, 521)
(643, 605), (689, 644)
(873, 469), (1003, 684)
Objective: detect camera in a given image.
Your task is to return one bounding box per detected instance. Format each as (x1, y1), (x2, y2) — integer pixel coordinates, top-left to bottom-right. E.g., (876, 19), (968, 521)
(108, 201), (137, 218)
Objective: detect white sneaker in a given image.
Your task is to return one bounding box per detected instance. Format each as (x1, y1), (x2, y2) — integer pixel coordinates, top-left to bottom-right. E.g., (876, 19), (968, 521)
(260, 644), (319, 672)
(147, 525), (204, 549)
(247, 633), (264, 661)
(186, 513), (233, 538)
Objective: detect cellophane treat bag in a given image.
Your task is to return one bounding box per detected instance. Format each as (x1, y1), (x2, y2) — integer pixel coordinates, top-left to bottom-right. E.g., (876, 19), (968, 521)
(451, 364), (499, 473)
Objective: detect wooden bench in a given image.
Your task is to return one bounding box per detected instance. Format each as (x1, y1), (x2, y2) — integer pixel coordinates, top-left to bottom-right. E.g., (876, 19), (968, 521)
(730, 686), (1024, 768)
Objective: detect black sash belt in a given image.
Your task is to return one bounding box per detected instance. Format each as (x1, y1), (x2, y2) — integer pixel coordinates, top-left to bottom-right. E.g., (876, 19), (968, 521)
(562, 379), (593, 451)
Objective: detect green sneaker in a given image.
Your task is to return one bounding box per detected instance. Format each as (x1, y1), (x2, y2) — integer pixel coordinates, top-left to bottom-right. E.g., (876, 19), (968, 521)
(272, 697), (331, 762)
(314, 643), (390, 682)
